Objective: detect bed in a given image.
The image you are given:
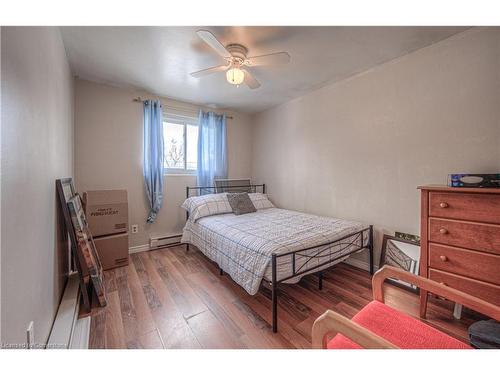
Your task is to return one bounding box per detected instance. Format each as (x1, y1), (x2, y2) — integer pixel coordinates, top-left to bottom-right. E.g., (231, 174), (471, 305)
(181, 184), (373, 333)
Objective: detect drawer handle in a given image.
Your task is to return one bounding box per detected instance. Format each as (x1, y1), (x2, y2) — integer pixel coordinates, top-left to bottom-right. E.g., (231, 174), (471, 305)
(439, 228), (448, 235)
(439, 255), (448, 262)
(440, 282), (447, 287)
(439, 202), (448, 208)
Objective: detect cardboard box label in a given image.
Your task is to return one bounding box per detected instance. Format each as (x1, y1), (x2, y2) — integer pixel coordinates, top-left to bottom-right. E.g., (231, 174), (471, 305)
(84, 190), (128, 237)
(90, 207), (119, 217)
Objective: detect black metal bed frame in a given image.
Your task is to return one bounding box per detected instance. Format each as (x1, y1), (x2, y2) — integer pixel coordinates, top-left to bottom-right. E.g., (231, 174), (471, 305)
(184, 184), (374, 333)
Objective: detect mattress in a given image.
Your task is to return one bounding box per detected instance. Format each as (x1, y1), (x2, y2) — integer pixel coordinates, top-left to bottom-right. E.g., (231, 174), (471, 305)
(181, 207), (369, 295)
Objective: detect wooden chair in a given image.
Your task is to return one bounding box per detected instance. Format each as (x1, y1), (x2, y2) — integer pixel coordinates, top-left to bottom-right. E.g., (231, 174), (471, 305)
(312, 265), (500, 349)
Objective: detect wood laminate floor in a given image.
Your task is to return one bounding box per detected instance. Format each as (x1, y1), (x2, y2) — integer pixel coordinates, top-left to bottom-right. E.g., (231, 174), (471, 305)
(89, 245), (481, 349)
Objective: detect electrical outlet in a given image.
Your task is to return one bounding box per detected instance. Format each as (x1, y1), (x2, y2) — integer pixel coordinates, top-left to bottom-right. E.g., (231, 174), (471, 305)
(131, 224), (139, 234)
(26, 321), (34, 349)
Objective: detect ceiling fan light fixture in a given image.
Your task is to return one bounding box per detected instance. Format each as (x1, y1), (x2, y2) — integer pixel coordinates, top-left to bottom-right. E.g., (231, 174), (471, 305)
(192, 30), (288, 89)
(226, 67), (245, 85)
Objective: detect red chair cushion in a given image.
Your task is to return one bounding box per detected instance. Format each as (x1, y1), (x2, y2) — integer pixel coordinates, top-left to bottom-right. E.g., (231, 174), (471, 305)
(327, 301), (471, 349)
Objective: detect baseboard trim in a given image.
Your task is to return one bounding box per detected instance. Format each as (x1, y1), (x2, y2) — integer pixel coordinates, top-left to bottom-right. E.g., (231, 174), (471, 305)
(129, 241), (184, 254)
(47, 273), (91, 349)
(47, 273), (80, 349)
(129, 244), (150, 254)
(70, 316), (91, 349)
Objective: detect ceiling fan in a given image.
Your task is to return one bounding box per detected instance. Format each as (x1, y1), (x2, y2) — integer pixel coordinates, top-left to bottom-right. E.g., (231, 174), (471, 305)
(191, 30), (291, 89)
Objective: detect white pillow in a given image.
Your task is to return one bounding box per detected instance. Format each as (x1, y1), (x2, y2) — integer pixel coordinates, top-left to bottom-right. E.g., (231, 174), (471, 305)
(181, 193), (232, 221)
(248, 193), (275, 210)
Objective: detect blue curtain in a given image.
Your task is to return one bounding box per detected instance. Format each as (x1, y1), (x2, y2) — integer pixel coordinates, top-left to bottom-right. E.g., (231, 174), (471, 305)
(143, 100), (164, 223)
(197, 111), (228, 190)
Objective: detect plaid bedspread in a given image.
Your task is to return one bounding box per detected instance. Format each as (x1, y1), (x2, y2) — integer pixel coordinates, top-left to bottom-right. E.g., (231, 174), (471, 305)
(181, 208), (369, 295)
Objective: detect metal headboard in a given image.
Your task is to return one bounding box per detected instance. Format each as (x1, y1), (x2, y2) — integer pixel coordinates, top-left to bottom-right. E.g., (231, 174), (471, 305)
(186, 183), (266, 199)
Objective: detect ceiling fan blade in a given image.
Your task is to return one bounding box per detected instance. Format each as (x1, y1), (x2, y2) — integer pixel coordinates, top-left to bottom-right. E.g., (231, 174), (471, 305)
(243, 69), (261, 89)
(196, 30), (232, 59)
(190, 64), (229, 78)
(245, 52), (290, 66)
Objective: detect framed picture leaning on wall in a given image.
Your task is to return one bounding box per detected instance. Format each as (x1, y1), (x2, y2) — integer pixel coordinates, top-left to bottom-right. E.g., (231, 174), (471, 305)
(56, 178), (92, 311)
(67, 194), (107, 307)
(379, 234), (421, 292)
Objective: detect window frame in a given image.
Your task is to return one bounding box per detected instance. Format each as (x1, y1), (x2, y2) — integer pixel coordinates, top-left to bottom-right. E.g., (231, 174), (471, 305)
(163, 115), (199, 175)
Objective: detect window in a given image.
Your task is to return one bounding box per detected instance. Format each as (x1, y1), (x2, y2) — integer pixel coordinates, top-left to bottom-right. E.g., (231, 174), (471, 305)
(163, 118), (199, 174)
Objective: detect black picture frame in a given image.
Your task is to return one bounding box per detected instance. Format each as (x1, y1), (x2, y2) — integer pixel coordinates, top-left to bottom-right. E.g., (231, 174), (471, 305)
(379, 234), (421, 293)
(56, 178), (92, 312)
(67, 192), (107, 307)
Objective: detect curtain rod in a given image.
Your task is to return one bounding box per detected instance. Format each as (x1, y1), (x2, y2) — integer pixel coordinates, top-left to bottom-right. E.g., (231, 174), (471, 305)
(132, 97), (233, 120)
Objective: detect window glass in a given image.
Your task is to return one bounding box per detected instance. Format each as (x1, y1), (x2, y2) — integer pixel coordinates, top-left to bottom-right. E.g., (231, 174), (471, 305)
(163, 120), (198, 173)
(164, 122), (185, 169)
(186, 124), (198, 170)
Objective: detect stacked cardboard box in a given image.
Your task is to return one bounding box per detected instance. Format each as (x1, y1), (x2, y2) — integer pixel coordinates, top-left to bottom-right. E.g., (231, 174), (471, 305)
(83, 190), (129, 271)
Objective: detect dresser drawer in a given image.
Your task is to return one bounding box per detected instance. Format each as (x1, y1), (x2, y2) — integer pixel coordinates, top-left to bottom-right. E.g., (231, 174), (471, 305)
(429, 243), (500, 284)
(429, 217), (500, 255)
(429, 269), (500, 306)
(429, 192), (500, 224)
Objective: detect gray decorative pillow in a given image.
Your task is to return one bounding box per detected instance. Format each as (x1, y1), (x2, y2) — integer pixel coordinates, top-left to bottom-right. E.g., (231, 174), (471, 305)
(227, 193), (257, 215)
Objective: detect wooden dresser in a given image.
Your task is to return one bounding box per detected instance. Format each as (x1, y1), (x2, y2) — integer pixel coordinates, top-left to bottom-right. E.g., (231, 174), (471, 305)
(418, 185), (500, 318)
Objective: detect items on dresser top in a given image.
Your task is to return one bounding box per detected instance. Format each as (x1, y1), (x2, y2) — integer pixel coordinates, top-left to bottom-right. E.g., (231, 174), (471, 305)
(448, 173), (500, 188)
(82, 189), (129, 270)
(418, 185), (500, 318)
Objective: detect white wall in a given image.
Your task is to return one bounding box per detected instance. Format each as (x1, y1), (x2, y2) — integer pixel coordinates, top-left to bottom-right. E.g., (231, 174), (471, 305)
(252, 27), (500, 269)
(74, 79), (253, 248)
(1, 27), (74, 346)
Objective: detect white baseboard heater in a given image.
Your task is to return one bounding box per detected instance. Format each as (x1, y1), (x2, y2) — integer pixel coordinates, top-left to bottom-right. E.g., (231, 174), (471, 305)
(149, 233), (182, 249)
(47, 273), (90, 349)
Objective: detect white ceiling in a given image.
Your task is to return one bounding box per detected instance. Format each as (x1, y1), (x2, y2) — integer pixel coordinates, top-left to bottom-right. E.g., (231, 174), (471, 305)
(60, 26), (468, 113)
